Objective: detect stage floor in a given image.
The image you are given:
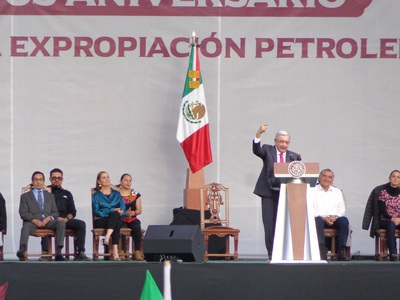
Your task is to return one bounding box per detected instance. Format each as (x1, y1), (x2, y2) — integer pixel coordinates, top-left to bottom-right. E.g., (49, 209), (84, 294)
(1, 258), (399, 300)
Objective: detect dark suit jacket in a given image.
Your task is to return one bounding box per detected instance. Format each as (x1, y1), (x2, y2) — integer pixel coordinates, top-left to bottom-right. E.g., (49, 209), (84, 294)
(0, 193), (6, 233)
(19, 190), (59, 222)
(253, 140), (300, 198)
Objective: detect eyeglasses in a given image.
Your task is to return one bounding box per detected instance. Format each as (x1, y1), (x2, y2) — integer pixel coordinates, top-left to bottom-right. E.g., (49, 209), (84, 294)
(51, 177), (63, 181)
(32, 178), (44, 182)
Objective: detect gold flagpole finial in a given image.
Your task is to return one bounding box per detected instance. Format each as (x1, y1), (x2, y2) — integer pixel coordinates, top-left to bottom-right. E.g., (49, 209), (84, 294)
(191, 31), (196, 46)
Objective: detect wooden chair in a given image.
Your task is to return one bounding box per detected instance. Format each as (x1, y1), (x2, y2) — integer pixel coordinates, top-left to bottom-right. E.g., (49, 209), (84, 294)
(123, 228), (146, 260)
(92, 226), (131, 261)
(63, 229), (78, 260)
(91, 185), (131, 261)
(375, 229), (400, 261)
(200, 182), (240, 261)
(324, 228), (339, 260)
(324, 227), (352, 260)
(24, 229), (55, 261)
(28, 229), (77, 261)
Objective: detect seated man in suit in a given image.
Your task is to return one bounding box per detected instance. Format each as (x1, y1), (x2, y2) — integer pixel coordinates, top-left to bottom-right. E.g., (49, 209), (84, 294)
(17, 171), (66, 261)
(312, 169), (350, 261)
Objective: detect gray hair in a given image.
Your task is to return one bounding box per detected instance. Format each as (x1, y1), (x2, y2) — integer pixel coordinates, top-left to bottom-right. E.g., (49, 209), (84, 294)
(320, 168), (335, 177)
(275, 131), (290, 140)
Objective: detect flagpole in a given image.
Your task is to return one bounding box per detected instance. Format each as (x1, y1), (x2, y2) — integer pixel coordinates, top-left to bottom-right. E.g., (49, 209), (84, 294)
(191, 31), (196, 46)
(176, 31), (212, 174)
(163, 260), (172, 300)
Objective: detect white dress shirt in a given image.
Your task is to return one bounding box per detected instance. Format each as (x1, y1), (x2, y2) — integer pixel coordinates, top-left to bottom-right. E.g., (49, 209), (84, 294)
(312, 184), (346, 217)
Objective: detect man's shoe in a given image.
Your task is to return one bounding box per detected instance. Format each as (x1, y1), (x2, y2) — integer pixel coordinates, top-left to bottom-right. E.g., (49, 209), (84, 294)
(55, 254), (66, 261)
(74, 252), (90, 261)
(389, 253), (399, 261)
(338, 249), (350, 261)
(16, 250), (25, 261)
(38, 251), (50, 261)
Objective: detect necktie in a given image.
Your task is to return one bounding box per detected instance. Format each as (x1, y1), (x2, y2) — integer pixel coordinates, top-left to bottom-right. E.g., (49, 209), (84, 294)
(38, 190), (44, 211)
(279, 153), (284, 163)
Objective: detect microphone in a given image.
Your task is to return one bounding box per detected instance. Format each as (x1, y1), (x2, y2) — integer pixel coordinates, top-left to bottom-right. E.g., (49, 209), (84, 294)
(289, 154), (295, 162)
(297, 154), (302, 161)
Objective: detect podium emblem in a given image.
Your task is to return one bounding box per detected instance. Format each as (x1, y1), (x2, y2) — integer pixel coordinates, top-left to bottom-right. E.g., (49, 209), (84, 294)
(288, 161), (306, 178)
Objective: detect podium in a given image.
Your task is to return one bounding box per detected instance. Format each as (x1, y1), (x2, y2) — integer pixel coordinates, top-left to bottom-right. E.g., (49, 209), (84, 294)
(271, 162), (324, 263)
(183, 168), (205, 210)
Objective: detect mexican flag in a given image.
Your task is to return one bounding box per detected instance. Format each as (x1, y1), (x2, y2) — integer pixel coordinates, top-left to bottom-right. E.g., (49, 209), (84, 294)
(176, 34), (212, 173)
(139, 270), (163, 300)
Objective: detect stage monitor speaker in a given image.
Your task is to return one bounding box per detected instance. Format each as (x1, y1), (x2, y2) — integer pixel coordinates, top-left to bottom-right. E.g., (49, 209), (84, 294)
(144, 225), (206, 262)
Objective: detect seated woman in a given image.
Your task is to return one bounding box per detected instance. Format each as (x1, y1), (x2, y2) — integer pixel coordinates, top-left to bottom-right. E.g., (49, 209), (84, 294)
(377, 170), (400, 261)
(119, 173), (143, 261)
(92, 171), (126, 261)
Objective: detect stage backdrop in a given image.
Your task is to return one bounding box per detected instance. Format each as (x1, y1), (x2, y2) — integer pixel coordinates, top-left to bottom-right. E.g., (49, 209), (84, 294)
(0, 0), (399, 258)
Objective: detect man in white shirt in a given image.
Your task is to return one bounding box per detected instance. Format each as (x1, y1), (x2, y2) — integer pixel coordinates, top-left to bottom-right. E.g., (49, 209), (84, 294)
(313, 169), (350, 261)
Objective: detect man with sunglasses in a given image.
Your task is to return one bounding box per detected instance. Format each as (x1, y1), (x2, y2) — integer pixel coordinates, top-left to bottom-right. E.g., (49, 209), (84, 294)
(39, 168), (90, 261)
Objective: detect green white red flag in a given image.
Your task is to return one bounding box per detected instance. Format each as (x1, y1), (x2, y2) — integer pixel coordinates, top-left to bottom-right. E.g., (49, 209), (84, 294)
(139, 270), (164, 300)
(176, 33), (212, 173)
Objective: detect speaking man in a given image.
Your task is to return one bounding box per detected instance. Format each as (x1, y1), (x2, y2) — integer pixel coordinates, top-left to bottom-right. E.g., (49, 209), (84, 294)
(252, 124), (301, 260)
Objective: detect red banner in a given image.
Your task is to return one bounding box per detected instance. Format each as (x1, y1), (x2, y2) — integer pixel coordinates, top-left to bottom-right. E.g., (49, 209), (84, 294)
(0, 0), (373, 17)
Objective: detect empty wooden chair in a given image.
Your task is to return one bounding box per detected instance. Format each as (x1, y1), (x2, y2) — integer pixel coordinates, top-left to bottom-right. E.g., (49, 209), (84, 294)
(200, 182), (240, 261)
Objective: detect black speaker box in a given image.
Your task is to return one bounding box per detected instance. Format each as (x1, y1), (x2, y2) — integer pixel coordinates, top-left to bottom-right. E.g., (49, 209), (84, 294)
(144, 225), (206, 262)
